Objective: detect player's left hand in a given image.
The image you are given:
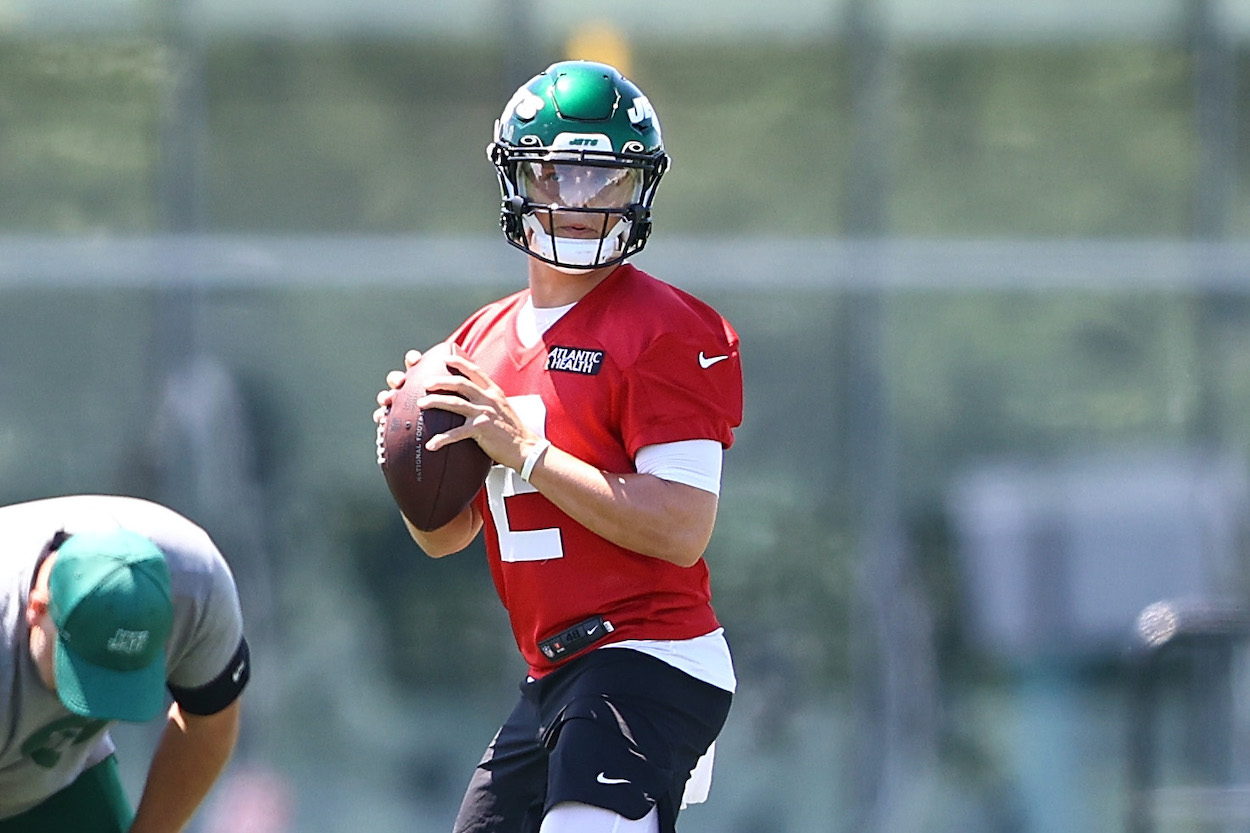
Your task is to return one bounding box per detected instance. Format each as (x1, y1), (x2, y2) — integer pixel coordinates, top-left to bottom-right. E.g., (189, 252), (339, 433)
(417, 353), (538, 472)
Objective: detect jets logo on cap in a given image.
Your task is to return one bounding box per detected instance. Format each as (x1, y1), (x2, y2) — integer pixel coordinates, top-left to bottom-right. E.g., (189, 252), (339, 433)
(105, 629), (150, 656)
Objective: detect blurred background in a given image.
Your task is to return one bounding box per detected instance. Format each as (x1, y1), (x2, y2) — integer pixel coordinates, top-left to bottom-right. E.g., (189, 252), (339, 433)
(3, 0), (1250, 830)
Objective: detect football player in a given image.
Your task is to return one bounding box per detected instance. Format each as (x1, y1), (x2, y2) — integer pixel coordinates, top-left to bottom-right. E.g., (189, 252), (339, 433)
(376, 61), (742, 833)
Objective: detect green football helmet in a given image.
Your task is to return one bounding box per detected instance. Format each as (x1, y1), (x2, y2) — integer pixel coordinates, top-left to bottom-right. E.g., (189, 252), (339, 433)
(488, 61), (670, 271)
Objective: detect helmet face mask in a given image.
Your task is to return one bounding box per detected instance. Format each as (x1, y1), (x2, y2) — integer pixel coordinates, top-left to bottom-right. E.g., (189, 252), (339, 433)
(489, 61), (669, 271)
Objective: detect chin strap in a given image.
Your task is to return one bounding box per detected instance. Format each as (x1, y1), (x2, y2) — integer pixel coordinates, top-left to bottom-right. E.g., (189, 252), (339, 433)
(521, 214), (632, 271)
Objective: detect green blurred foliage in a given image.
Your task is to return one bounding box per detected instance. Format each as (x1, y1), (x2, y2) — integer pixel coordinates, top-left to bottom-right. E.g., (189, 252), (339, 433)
(2, 36), (1235, 236)
(892, 292), (1209, 496)
(0, 38), (162, 230)
(894, 45), (1195, 235)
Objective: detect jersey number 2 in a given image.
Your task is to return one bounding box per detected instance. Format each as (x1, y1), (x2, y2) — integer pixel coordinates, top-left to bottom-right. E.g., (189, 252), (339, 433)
(487, 395), (564, 562)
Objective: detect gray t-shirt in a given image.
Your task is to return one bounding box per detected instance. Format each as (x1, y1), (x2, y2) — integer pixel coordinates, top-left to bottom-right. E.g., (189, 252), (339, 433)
(0, 495), (246, 819)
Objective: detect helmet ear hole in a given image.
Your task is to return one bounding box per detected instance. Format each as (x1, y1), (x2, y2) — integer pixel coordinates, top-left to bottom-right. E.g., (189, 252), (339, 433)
(500, 196), (526, 241)
(628, 205), (653, 249)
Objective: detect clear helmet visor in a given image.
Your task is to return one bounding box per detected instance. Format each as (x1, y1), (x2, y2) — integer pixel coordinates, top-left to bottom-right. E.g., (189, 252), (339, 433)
(518, 162), (642, 210)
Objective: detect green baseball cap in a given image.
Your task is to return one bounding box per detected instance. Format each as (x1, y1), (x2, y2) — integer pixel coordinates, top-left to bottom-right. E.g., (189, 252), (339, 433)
(48, 530), (174, 722)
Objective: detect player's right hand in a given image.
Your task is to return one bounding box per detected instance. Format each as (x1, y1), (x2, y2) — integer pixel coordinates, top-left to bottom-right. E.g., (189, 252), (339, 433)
(373, 349), (423, 425)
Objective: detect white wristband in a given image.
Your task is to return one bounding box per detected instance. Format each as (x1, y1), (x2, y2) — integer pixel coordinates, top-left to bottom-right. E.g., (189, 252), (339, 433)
(520, 439), (551, 483)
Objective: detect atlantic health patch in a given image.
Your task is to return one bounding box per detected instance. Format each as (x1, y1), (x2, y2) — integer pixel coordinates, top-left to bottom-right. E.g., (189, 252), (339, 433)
(546, 346), (604, 375)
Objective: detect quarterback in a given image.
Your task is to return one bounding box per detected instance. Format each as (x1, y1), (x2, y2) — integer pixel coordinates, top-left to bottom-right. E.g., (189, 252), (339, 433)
(376, 61), (742, 833)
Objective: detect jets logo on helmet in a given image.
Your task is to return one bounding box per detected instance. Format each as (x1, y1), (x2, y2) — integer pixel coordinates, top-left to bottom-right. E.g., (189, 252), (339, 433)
(627, 96), (658, 131)
(487, 61), (670, 272)
(552, 133), (611, 151)
(496, 89), (545, 143)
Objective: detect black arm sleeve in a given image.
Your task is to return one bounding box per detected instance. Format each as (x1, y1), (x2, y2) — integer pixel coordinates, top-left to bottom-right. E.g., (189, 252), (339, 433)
(167, 637), (251, 716)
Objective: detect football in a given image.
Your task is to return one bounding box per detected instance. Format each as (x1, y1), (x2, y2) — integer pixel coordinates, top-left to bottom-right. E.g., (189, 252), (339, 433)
(378, 342), (493, 531)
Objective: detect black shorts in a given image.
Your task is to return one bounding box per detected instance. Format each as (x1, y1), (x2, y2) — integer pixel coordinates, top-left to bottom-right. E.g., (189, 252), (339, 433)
(452, 647), (733, 833)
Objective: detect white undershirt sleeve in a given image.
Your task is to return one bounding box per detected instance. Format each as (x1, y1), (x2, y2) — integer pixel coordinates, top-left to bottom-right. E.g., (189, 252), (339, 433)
(634, 439), (723, 495)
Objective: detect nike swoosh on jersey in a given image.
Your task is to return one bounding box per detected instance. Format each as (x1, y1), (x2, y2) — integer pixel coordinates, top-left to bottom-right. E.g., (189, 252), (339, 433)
(698, 352), (729, 369)
(597, 773), (631, 785)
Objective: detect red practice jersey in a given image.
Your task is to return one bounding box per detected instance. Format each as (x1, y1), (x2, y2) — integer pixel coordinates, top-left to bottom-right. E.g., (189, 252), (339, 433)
(450, 264), (743, 676)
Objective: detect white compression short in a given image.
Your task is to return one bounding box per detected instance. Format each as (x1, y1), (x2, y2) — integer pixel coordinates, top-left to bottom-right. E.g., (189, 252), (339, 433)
(538, 802), (660, 833)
